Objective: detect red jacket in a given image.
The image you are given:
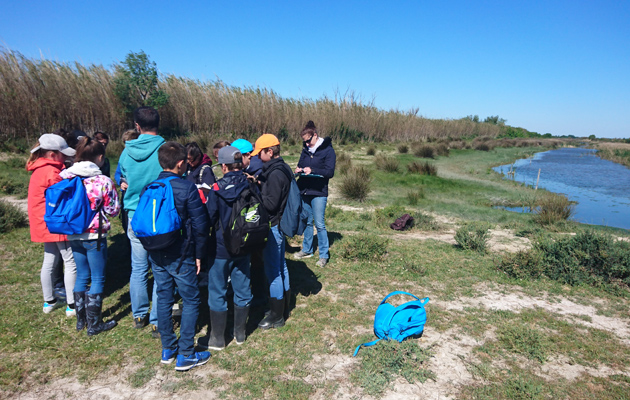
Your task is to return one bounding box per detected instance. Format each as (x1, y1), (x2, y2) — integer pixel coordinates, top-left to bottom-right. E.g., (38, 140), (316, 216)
(27, 158), (67, 243)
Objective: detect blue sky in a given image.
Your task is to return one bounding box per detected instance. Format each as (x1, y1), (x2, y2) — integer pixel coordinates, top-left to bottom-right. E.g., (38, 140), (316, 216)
(1, 1), (629, 138)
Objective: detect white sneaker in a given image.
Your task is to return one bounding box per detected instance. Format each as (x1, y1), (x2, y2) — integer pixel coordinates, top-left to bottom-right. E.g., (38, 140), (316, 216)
(294, 251), (314, 260)
(43, 300), (64, 314)
(65, 306), (76, 317)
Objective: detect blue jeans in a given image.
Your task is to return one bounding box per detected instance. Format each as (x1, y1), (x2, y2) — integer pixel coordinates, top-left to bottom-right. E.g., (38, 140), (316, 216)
(149, 253), (200, 357)
(208, 256), (252, 311)
(70, 239), (107, 294)
(263, 225), (290, 300)
(301, 195), (329, 259)
(128, 218), (158, 325)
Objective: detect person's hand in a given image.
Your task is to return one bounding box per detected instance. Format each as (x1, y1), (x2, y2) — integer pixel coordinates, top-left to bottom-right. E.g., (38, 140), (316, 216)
(196, 259), (201, 275)
(295, 167), (303, 174)
(120, 182), (128, 191)
(303, 167), (312, 175)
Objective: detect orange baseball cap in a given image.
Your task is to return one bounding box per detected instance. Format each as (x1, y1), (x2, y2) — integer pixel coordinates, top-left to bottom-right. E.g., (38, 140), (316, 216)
(251, 133), (280, 156)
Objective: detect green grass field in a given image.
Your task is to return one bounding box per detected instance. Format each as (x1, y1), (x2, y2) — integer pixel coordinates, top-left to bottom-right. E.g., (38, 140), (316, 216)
(1, 142), (629, 399)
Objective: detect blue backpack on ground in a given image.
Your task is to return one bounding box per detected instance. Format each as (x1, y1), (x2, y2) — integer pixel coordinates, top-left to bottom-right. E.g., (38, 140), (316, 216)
(45, 176), (97, 235)
(274, 165), (308, 237)
(132, 176), (183, 251)
(353, 291), (429, 356)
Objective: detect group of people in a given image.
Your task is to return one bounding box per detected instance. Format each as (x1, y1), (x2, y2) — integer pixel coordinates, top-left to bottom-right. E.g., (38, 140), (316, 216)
(26, 106), (336, 372)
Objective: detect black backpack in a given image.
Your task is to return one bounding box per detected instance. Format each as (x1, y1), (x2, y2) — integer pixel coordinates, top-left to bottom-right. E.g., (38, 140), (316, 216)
(220, 181), (270, 256)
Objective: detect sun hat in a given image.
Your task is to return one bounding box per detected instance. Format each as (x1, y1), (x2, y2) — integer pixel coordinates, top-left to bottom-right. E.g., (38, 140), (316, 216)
(231, 138), (254, 154)
(31, 133), (76, 156)
(218, 146), (243, 164)
(251, 134), (280, 156)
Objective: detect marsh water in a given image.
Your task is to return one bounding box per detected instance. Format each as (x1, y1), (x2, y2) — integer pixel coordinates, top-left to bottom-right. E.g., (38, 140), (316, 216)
(493, 147), (630, 230)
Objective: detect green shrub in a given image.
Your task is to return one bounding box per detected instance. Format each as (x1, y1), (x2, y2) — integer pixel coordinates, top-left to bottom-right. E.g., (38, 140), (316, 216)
(351, 340), (435, 397)
(498, 231), (630, 290)
(413, 145), (435, 159)
(339, 233), (389, 260)
(397, 144), (409, 154)
(366, 145), (376, 156)
(0, 176), (28, 197)
(533, 193), (574, 225)
(373, 205), (409, 227)
(407, 161), (437, 176)
(340, 166), (371, 202)
(0, 200), (27, 233)
(374, 154), (399, 172)
(498, 324), (549, 362)
(414, 212), (440, 231)
(455, 222), (490, 253)
(4, 157), (26, 169)
(335, 152), (352, 175)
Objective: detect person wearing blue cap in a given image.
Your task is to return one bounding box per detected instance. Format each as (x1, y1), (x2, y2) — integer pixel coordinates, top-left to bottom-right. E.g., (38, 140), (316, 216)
(232, 138), (263, 178)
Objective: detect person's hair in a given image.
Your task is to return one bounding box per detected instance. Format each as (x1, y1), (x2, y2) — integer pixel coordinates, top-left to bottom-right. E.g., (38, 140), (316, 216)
(186, 142), (203, 163)
(93, 131), (109, 143)
(213, 140), (231, 151)
(53, 128), (78, 149)
(267, 144), (281, 157)
(134, 106), (160, 132)
(301, 120), (317, 137)
(75, 136), (105, 163)
(158, 141), (187, 170)
(223, 150), (243, 171)
(26, 140), (46, 167)
(121, 129), (140, 142)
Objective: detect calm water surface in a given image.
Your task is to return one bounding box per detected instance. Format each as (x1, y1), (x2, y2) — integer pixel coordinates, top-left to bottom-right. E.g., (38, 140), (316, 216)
(493, 148), (630, 230)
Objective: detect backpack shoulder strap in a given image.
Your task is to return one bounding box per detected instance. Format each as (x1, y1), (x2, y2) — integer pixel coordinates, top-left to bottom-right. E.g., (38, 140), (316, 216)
(199, 164), (211, 182)
(381, 291), (421, 304)
(353, 339), (382, 357)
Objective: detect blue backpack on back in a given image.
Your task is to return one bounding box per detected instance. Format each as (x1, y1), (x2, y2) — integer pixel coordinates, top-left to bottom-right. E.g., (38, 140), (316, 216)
(273, 165), (308, 237)
(353, 291), (429, 356)
(44, 176), (97, 235)
(131, 176), (183, 251)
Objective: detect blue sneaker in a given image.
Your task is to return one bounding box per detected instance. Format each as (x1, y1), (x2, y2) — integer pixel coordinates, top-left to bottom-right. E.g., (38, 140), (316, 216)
(43, 300), (64, 314)
(161, 347), (178, 364)
(175, 351), (211, 371)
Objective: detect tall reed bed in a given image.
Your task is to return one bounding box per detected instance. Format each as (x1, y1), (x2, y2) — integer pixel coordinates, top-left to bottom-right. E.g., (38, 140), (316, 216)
(0, 49), (504, 143)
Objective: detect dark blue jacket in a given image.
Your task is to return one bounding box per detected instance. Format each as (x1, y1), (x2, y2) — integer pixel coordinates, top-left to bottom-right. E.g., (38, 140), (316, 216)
(147, 171), (210, 259)
(259, 157), (291, 227)
(205, 171), (250, 259)
(296, 137), (336, 197)
(245, 155), (263, 178)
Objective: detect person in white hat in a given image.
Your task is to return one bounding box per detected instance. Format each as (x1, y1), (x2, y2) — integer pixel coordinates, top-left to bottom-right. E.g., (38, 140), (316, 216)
(27, 133), (77, 317)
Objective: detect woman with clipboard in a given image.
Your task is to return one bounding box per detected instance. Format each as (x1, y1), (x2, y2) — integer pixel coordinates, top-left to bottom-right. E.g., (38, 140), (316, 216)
(293, 121), (336, 267)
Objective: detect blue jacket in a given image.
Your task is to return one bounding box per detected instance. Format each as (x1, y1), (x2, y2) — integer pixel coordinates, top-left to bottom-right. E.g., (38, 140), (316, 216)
(296, 137), (336, 197)
(205, 171), (250, 259)
(146, 171), (210, 260)
(119, 134), (166, 217)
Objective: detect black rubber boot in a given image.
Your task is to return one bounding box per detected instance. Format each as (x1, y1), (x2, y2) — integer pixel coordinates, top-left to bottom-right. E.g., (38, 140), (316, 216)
(208, 310), (227, 350)
(258, 297), (285, 330)
(233, 306), (249, 345)
(74, 291), (87, 331)
(86, 293), (117, 337)
(283, 290), (292, 321)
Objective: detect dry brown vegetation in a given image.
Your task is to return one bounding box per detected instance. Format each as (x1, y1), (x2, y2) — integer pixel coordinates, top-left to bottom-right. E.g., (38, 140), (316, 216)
(0, 49), (505, 143)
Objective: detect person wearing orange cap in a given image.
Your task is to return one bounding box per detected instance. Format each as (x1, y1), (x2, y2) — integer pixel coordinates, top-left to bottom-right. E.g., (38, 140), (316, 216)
(251, 134), (293, 329)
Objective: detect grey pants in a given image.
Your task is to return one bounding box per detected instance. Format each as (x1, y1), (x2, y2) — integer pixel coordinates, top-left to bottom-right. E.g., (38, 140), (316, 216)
(41, 242), (77, 305)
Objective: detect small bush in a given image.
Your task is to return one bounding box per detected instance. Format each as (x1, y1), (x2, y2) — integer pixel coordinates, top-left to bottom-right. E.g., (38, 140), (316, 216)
(498, 324), (549, 363)
(474, 143), (491, 151)
(340, 166), (371, 202)
(498, 230), (630, 289)
(533, 193), (574, 225)
(366, 145), (376, 156)
(455, 223), (490, 253)
(351, 340), (435, 397)
(406, 188), (425, 205)
(4, 157), (26, 169)
(373, 205), (409, 227)
(407, 161), (437, 176)
(339, 233), (389, 260)
(374, 154), (399, 172)
(0, 200), (27, 233)
(336, 152), (352, 175)
(414, 212), (440, 231)
(413, 145), (435, 159)
(397, 144), (409, 153)
(0, 176), (28, 197)
(435, 143), (450, 157)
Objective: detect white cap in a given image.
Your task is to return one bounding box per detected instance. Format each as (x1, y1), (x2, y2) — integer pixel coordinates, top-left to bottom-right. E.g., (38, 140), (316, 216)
(31, 134), (76, 156)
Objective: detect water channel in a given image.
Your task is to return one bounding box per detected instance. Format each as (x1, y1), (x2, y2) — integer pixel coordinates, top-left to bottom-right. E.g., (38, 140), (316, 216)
(493, 147), (630, 230)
